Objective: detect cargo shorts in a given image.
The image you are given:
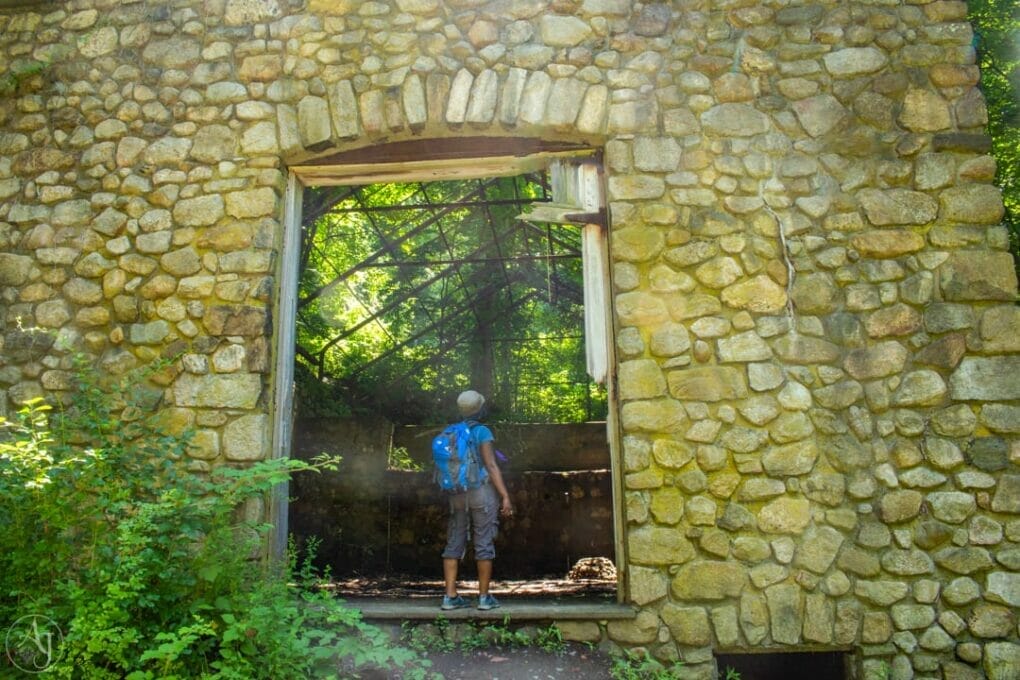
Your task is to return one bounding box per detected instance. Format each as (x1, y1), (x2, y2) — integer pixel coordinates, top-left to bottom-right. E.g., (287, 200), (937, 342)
(441, 482), (499, 561)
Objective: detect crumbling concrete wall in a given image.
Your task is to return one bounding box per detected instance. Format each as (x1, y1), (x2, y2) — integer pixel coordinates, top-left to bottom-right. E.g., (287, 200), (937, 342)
(0, 1), (1018, 677)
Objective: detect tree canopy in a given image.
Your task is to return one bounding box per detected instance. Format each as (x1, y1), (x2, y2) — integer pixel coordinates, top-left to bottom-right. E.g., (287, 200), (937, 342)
(294, 175), (607, 425)
(969, 0), (1019, 261)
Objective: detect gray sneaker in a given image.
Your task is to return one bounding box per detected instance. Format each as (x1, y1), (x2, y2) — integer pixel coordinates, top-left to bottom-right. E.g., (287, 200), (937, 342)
(477, 594), (500, 610)
(441, 595), (469, 610)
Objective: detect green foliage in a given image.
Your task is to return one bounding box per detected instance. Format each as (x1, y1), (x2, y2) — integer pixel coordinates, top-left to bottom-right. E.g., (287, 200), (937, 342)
(296, 176), (607, 425)
(609, 650), (686, 680)
(401, 616), (566, 655)
(724, 666), (743, 680)
(388, 445), (423, 471)
(969, 0), (1020, 261)
(0, 359), (429, 679)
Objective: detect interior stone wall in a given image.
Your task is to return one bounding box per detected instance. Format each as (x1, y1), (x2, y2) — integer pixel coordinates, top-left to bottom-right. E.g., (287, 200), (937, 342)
(289, 419), (614, 577)
(0, 1), (1018, 678)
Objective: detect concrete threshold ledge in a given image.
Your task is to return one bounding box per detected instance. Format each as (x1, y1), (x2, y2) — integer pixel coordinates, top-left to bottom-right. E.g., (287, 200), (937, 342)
(342, 597), (637, 622)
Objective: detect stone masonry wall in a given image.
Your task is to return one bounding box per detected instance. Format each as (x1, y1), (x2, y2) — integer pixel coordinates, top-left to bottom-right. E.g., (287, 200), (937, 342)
(0, 1), (1018, 678)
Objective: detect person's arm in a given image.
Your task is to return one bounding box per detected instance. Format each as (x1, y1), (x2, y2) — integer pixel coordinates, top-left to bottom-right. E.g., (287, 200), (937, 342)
(479, 440), (513, 517)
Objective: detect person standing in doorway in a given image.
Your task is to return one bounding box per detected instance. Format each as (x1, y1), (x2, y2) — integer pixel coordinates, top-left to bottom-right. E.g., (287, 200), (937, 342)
(440, 390), (513, 611)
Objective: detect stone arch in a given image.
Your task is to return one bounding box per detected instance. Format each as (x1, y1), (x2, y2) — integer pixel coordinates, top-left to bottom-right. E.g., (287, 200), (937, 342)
(279, 69), (612, 164)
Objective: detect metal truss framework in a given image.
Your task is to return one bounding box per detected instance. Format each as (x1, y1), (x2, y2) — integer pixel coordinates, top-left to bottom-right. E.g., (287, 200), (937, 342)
(296, 173), (599, 420)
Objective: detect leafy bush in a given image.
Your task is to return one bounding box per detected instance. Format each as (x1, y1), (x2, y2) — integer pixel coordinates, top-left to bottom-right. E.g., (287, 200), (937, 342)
(0, 359), (429, 679)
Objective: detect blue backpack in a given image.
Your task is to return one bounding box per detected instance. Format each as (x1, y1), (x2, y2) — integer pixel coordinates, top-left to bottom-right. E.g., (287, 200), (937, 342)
(432, 420), (488, 493)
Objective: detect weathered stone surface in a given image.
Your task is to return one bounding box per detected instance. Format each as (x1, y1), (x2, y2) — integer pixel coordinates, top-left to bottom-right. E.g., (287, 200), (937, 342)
(701, 104), (770, 137)
(629, 526), (694, 565)
(174, 195), (225, 227)
(721, 275), (788, 313)
(606, 610), (659, 645)
(792, 95), (846, 137)
(539, 15), (592, 46)
(940, 251), (1018, 301)
(934, 546), (993, 574)
(950, 357), (1020, 400)
(980, 305), (1020, 353)
(772, 335), (841, 364)
(991, 475), (1020, 513)
(0, 254), (34, 286)
(628, 565), (668, 606)
(892, 370), (947, 407)
(970, 604), (1016, 639)
(880, 490), (923, 523)
(844, 341), (907, 380)
(794, 525), (844, 574)
(621, 398), (687, 433)
(661, 604), (711, 646)
(204, 305), (268, 336)
(823, 47), (888, 77)
(667, 366), (746, 402)
(619, 359), (667, 400)
(757, 497), (810, 534)
(224, 414), (268, 461)
(671, 561), (748, 601)
(986, 572), (1020, 608)
(984, 642), (1020, 680)
(762, 440), (818, 477)
(939, 184), (1005, 224)
(856, 580), (909, 606)
(850, 230), (925, 259)
(739, 591), (768, 644)
(858, 189), (938, 226)
(173, 373), (261, 409)
(791, 272), (838, 315)
(766, 584), (803, 644)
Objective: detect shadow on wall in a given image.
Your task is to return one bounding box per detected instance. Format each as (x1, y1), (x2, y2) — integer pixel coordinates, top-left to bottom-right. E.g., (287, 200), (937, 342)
(288, 419), (614, 578)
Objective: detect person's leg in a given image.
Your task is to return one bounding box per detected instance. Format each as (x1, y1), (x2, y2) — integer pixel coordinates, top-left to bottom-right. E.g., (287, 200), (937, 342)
(477, 558), (493, 596)
(470, 484), (500, 605)
(444, 557), (460, 597)
(441, 494), (469, 603)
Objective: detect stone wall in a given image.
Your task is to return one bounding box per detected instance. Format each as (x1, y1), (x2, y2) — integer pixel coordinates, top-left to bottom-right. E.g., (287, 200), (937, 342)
(0, 0), (1018, 678)
(290, 418), (614, 577)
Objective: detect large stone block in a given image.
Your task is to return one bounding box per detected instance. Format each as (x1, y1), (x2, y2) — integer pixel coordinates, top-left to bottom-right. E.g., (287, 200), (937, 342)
(793, 525), (844, 574)
(940, 251), (1018, 301)
(757, 497), (810, 534)
(173, 373), (262, 408)
(950, 357), (1020, 400)
(766, 583), (804, 644)
(844, 341), (908, 379)
(619, 359), (667, 400)
(667, 366), (747, 402)
(224, 414), (268, 461)
(980, 306), (1020, 353)
(671, 561), (748, 600)
(701, 103), (770, 137)
(720, 275), (788, 313)
(628, 526), (695, 565)
(939, 184), (1005, 224)
(858, 188), (938, 226)
(621, 398), (687, 433)
(661, 604), (711, 646)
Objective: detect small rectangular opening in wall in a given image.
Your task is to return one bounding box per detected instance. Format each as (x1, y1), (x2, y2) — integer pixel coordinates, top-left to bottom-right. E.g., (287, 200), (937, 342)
(715, 651), (848, 680)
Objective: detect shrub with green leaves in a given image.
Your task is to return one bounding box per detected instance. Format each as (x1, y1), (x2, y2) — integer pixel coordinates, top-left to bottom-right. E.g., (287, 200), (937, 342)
(0, 359), (429, 679)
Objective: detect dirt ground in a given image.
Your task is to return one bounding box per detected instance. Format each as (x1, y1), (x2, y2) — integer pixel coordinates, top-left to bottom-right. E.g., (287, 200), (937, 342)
(417, 644), (617, 680)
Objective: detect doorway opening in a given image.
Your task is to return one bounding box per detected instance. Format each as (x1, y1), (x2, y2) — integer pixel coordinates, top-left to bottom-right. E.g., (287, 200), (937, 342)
(273, 139), (624, 604)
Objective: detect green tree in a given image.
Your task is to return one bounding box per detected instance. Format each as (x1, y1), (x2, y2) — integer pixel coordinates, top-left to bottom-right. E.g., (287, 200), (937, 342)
(969, 0), (1020, 260)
